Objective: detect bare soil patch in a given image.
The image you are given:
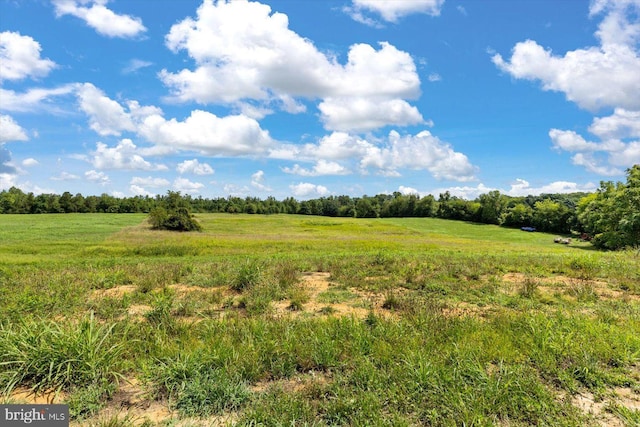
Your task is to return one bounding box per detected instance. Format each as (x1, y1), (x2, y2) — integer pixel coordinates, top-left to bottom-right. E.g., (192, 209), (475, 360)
(501, 273), (639, 301)
(5, 387), (67, 405)
(271, 272), (394, 319)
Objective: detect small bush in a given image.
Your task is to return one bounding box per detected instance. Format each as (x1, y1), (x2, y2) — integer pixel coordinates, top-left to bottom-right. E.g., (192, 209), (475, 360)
(148, 193), (202, 232)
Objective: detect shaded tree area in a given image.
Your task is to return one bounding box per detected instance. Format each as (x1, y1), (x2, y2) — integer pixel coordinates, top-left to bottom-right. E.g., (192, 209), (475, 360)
(0, 182), (621, 240)
(577, 165), (640, 250)
(148, 191), (202, 232)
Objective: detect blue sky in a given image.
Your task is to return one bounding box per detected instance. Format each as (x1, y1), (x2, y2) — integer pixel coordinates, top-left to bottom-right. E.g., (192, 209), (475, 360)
(1, 0), (639, 200)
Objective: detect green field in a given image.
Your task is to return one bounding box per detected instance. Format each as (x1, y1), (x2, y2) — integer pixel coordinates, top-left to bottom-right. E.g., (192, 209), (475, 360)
(1, 214), (639, 426)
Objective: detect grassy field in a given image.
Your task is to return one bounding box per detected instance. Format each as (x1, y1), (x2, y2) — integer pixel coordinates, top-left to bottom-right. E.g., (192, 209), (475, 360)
(1, 213), (639, 426)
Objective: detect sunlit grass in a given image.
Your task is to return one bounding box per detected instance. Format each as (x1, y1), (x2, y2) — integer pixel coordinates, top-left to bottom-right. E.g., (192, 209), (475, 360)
(1, 213), (639, 424)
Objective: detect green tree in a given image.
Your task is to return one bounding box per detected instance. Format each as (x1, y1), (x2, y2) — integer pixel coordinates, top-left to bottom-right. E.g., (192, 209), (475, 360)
(148, 191), (202, 232)
(477, 190), (507, 224)
(501, 203), (533, 228)
(532, 199), (570, 233)
(577, 165), (640, 249)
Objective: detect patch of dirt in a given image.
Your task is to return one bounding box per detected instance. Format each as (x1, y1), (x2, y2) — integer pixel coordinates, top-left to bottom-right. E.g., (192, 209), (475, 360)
(6, 387), (67, 405)
(501, 273), (640, 301)
(92, 285), (137, 298)
(571, 391), (621, 427)
(566, 386), (640, 427)
(251, 370), (332, 394)
(71, 378), (172, 427)
(270, 272), (395, 319)
(442, 301), (494, 319)
(127, 304), (152, 319)
(614, 387), (640, 411)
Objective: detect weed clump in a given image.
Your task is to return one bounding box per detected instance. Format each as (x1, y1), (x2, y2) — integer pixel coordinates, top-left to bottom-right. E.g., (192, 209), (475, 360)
(232, 259), (264, 292)
(0, 313), (124, 396)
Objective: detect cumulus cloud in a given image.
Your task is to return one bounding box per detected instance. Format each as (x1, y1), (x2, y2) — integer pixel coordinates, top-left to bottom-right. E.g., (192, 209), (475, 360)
(251, 170), (271, 191)
(550, 108), (639, 175)
(346, 0), (445, 23)
(0, 115), (28, 143)
(362, 130), (477, 180)
(75, 84), (276, 159)
(282, 160), (349, 177)
(22, 158), (39, 167)
(129, 185), (153, 196)
(177, 159), (215, 175)
(77, 83), (136, 136)
(160, 0), (422, 132)
(289, 182), (330, 198)
(173, 177), (204, 193)
(90, 139), (167, 171)
(589, 108), (640, 139)
(492, 1), (640, 111)
(319, 97), (424, 132)
(428, 178), (597, 200)
(139, 110), (274, 156)
(0, 172), (18, 189)
(398, 185), (419, 195)
(0, 31), (56, 81)
(52, 0), (147, 38)
(130, 176), (169, 187)
(51, 171), (80, 181)
(274, 130), (477, 181)
(85, 169), (110, 184)
(0, 85), (77, 113)
(506, 178), (597, 197)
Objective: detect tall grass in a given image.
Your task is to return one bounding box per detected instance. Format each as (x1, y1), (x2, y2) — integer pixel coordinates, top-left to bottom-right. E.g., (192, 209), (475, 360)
(0, 214), (639, 424)
(0, 313), (125, 395)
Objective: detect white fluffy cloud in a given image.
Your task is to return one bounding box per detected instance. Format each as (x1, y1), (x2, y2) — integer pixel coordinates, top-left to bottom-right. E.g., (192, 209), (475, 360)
(177, 159), (214, 175)
(251, 170), (271, 191)
(290, 182), (330, 198)
(85, 170), (110, 184)
(494, 0), (640, 176)
(493, 1), (640, 111)
(319, 97), (424, 132)
(52, 0), (146, 38)
(589, 108), (640, 139)
(359, 131), (477, 180)
(22, 158), (39, 167)
(427, 178), (597, 200)
(346, 0), (445, 23)
(51, 171), (80, 181)
(0, 85), (77, 113)
(75, 84), (276, 159)
(0, 31), (56, 81)
(550, 108), (639, 175)
(160, 0), (422, 132)
(173, 177), (204, 193)
(139, 110), (274, 156)
(90, 139), (167, 171)
(0, 114), (28, 143)
(282, 160), (349, 177)
(506, 178), (597, 197)
(130, 176), (170, 187)
(77, 83), (136, 136)
(274, 130), (477, 181)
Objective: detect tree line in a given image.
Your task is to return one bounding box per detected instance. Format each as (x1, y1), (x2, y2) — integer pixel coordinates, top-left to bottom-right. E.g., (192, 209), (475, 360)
(1, 165), (638, 249)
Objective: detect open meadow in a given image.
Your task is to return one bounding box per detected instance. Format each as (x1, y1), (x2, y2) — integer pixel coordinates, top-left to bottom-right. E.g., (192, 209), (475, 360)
(1, 213), (639, 426)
